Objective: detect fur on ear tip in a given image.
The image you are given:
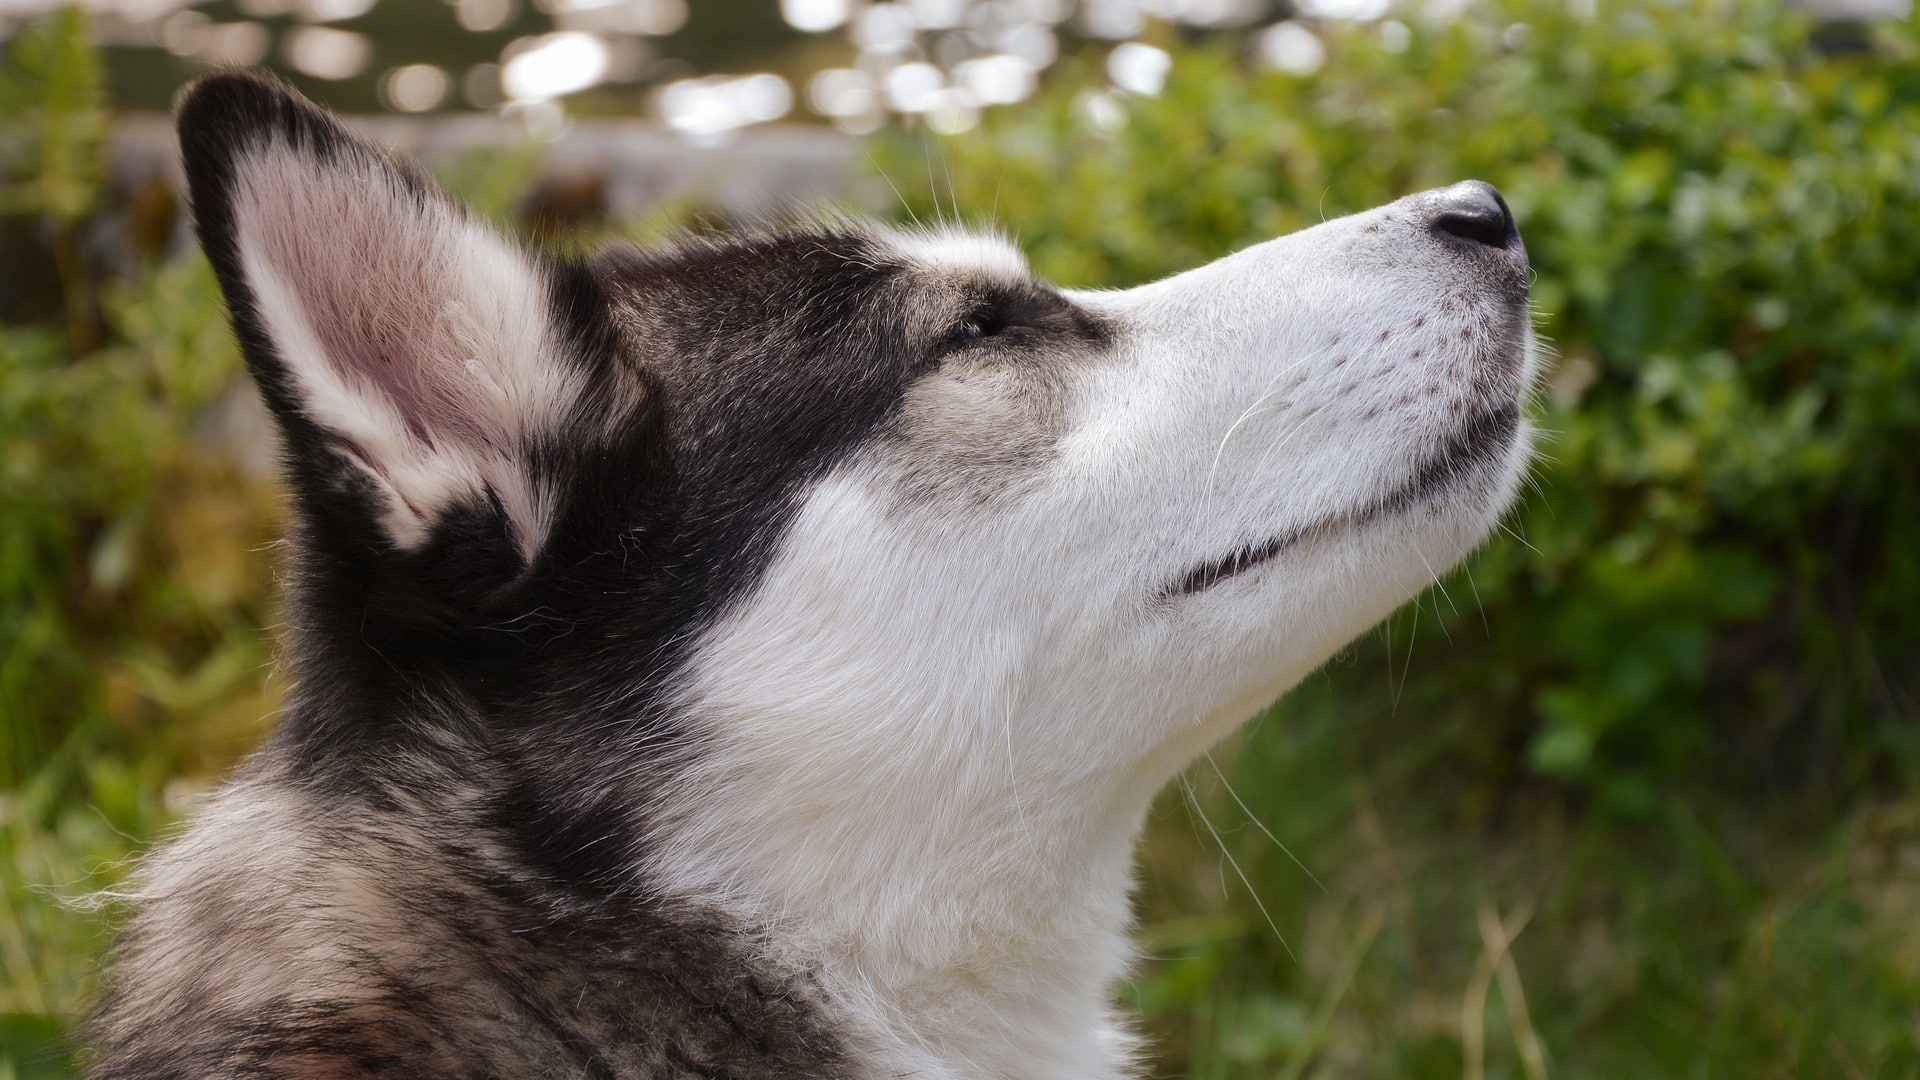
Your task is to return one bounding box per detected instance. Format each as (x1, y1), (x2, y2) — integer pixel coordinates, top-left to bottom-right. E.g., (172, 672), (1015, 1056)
(173, 77), (592, 569)
(175, 71), (341, 160)
(174, 69), (298, 117)
(175, 72), (448, 249)
(175, 72), (363, 263)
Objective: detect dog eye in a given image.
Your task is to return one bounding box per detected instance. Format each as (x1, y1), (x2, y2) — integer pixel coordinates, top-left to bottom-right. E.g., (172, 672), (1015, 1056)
(952, 307), (1005, 345)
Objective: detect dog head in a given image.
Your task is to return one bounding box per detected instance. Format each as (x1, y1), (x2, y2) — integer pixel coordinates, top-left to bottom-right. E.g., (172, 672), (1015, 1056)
(178, 71), (1534, 939)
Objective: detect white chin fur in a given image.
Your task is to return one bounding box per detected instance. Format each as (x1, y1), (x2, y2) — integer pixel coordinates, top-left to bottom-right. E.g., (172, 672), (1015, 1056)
(649, 207), (1536, 1077)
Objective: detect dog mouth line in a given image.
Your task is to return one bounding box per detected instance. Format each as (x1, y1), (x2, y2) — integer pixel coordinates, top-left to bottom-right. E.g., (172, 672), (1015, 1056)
(1172, 400), (1521, 597)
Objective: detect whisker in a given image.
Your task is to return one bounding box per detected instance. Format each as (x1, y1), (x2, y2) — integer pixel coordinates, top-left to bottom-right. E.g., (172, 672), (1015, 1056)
(1409, 545), (1458, 646)
(1392, 601), (1419, 715)
(1203, 347), (1326, 498)
(1460, 558), (1492, 637)
(1181, 775), (1295, 960)
(1239, 389), (1331, 491)
(1002, 678), (1042, 861)
(1204, 752), (1325, 893)
(1205, 396), (1286, 499)
(941, 140), (958, 226)
(921, 132), (946, 226)
(1381, 614), (1395, 702)
(1495, 518), (1543, 557)
(868, 152), (921, 229)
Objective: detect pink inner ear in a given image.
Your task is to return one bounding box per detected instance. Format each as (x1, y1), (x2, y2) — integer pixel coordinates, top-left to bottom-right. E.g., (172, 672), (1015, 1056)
(312, 312), (439, 448)
(289, 226), (462, 450)
(234, 145), (570, 559)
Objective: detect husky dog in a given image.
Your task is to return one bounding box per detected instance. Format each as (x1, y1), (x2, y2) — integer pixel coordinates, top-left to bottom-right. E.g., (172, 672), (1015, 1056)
(89, 72), (1536, 1079)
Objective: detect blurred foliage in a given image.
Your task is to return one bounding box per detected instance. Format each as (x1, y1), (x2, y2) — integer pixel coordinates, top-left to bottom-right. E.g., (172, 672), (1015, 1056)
(0, 11), (280, 1074)
(0, 18), (561, 1069)
(878, 0), (1920, 1074)
(0, 5), (108, 354)
(0, 6), (105, 224)
(884, 0), (1920, 812)
(3, 0), (1918, 1076)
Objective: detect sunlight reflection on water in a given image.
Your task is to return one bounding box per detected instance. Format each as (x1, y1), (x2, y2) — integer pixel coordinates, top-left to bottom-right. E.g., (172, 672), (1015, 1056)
(5, 0), (1474, 140)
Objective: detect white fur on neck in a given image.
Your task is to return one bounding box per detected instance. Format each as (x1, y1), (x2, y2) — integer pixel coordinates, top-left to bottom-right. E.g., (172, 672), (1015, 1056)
(647, 477), (1177, 1078)
(642, 209), (1535, 1076)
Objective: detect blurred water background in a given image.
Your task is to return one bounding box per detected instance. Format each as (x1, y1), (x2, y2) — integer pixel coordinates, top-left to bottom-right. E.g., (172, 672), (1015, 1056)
(4, 0), (1310, 135)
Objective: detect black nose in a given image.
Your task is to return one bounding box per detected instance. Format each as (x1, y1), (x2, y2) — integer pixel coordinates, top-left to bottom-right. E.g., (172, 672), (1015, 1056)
(1430, 180), (1518, 251)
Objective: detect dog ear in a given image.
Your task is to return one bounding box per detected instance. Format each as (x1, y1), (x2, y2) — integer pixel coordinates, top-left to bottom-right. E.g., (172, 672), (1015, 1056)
(177, 72), (597, 565)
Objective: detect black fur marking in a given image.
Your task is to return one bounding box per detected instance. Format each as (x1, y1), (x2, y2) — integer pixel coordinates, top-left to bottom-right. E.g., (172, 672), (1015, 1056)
(1172, 401), (1519, 597)
(937, 281), (1109, 360)
(97, 73), (1126, 1077)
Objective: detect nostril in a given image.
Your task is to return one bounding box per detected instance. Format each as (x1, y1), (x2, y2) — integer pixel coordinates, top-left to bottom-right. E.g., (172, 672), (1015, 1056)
(1431, 180), (1518, 251)
(1436, 208), (1511, 249)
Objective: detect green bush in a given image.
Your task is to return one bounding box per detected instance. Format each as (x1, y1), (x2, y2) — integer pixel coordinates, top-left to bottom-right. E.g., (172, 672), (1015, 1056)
(878, 0), (1920, 1074)
(1, 15), (279, 1071)
(885, 0), (1920, 816)
(0, 23), (562, 1072)
(4, 0), (1917, 1075)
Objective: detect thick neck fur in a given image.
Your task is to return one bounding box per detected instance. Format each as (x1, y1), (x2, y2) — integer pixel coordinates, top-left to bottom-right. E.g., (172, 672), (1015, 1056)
(647, 702), (1167, 1080)
(261, 618), (1164, 1080)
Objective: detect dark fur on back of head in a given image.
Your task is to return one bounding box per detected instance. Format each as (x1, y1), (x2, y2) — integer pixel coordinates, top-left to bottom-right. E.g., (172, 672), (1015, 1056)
(88, 73), (1015, 1078)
